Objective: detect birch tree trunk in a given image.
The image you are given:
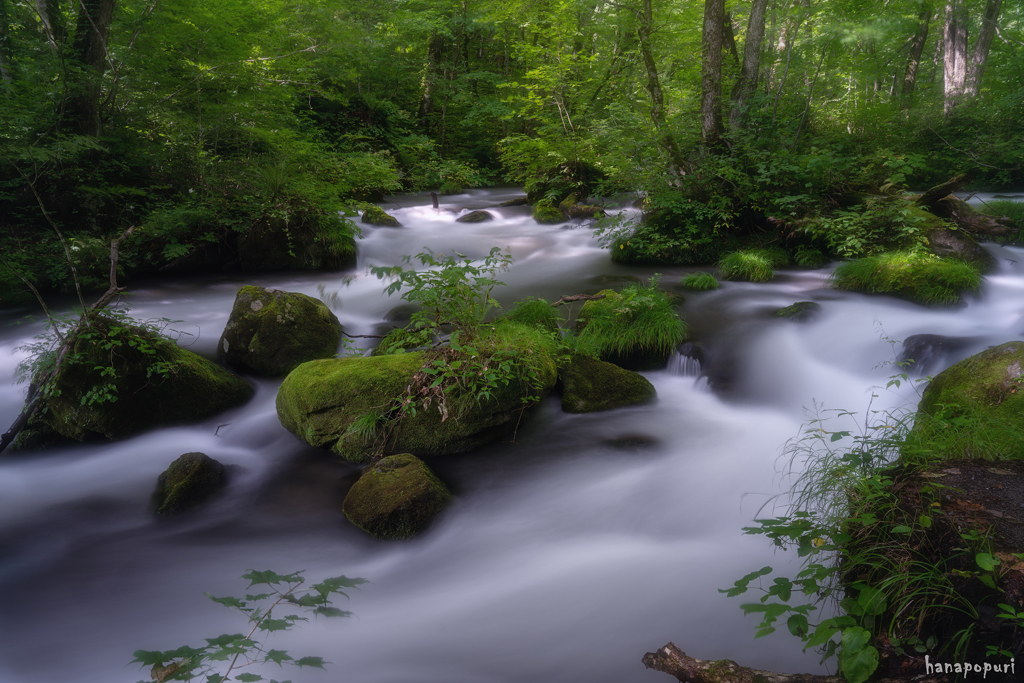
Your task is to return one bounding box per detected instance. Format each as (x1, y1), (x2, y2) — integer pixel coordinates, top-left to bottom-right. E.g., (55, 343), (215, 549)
(965, 0), (1003, 96)
(729, 0), (769, 131)
(943, 0), (968, 115)
(638, 0), (688, 173)
(901, 0), (932, 99)
(700, 0), (725, 146)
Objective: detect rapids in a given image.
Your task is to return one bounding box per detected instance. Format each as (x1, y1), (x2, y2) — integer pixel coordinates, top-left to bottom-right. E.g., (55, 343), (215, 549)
(0, 188), (1021, 683)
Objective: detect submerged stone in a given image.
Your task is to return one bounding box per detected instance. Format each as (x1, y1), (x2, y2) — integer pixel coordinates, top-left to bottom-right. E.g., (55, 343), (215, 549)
(455, 210), (494, 223)
(774, 301), (821, 322)
(152, 452), (227, 516)
(361, 205), (402, 227)
(342, 453), (451, 540)
(40, 315), (253, 441)
(219, 286), (342, 376)
(560, 354), (656, 413)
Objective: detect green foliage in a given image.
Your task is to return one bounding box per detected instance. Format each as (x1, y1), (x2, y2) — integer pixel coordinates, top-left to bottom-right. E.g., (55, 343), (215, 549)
(497, 298), (562, 333)
(796, 197), (931, 259)
(372, 247), (512, 342)
(901, 402), (1024, 465)
(130, 570), (365, 682)
(828, 251), (982, 306)
(679, 272), (719, 291)
(716, 250), (778, 283)
(980, 199), (1024, 242)
(574, 277), (687, 359)
(724, 401), (991, 680)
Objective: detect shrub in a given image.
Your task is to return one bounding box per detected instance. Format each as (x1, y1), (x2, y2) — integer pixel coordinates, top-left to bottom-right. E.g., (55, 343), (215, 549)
(980, 199), (1024, 242)
(498, 298), (563, 332)
(680, 272), (720, 291)
(828, 251), (981, 306)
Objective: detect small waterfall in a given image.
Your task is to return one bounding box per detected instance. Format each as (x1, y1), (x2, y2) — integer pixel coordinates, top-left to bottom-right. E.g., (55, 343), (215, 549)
(666, 352), (702, 377)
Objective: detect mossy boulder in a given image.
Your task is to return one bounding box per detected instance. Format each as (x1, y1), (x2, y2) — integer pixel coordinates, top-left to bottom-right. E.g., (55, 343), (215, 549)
(8, 411), (73, 452)
(558, 194), (606, 219)
(342, 453), (451, 539)
(918, 342), (1024, 419)
(774, 301), (821, 322)
(498, 196), (529, 207)
(576, 287), (687, 371)
(152, 452), (227, 516)
(532, 201), (568, 225)
(455, 210), (494, 223)
(925, 226), (997, 273)
(560, 354), (656, 413)
(219, 286), (342, 376)
(40, 315), (253, 441)
(277, 325), (559, 463)
(361, 205), (402, 227)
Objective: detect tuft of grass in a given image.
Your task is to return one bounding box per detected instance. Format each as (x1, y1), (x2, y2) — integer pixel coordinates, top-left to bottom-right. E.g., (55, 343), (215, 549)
(794, 245), (828, 267)
(574, 277), (687, 359)
(902, 402), (1024, 465)
(497, 298), (562, 333)
(828, 250), (981, 306)
(717, 249), (781, 282)
(680, 272), (720, 291)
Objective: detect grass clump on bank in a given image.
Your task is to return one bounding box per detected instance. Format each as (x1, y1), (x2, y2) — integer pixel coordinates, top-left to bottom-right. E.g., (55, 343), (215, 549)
(717, 247), (788, 282)
(497, 298), (562, 333)
(828, 250), (981, 305)
(680, 272), (719, 291)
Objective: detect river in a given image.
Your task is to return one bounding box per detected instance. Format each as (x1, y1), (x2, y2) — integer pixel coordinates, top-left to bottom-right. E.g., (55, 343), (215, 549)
(0, 188), (1020, 682)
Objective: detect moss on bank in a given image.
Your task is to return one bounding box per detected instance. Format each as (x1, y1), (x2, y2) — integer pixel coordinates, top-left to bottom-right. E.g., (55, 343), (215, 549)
(828, 250), (981, 306)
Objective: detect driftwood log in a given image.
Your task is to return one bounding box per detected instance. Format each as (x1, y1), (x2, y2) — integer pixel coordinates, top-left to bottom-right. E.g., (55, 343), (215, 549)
(551, 293), (607, 306)
(914, 174), (1018, 236)
(642, 643), (949, 683)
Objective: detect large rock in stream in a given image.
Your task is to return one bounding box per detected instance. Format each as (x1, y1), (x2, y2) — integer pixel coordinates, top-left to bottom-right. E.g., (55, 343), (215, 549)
(918, 341), (1024, 419)
(276, 347), (558, 464)
(40, 315), (253, 441)
(342, 453), (452, 540)
(219, 286), (342, 376)
(560, 354), (656, 413)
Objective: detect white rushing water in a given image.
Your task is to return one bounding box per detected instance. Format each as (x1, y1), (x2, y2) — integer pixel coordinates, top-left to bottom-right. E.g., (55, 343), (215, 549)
(0, 188), (1022, 683)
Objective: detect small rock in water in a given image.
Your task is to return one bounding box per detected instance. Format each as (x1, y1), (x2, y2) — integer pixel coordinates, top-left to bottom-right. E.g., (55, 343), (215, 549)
(455, 210), (494, 223)
(342, 454), (451, 540)
(774, 301), (821, 322)
(152, 452), (227, 517)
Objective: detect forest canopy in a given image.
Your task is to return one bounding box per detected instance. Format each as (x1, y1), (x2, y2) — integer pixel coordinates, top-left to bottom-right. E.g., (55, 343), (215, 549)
(0, 0), (1021, 301)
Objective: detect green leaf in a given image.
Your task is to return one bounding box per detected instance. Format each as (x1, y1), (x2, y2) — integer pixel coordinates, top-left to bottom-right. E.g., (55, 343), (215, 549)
(204, 633), (247, 647)
(293, 656), (328, 669)
(264, 650), (294, 666)
(787, 614), (809, 638)
(754, 626), (776, 638)
(243, 570), (303, 587)
(856, 586), (887, 616)
(891, 525), (912, 534)
(259, 618), (293, 632)
(976, 553), (1000, 571)
(918, 515), (932, 529)
(236, 675), (263, 682)
(314, 606), (353, 618)
(206, 594), (246, 609)
(840, 627), (879, 683)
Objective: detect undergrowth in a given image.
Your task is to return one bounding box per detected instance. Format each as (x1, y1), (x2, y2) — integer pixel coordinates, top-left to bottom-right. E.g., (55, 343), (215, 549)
(717, 248), (789, 283)
(574, 276), (687, 359)
(828, 251), (981, 305)
(680, 272), (720, 291)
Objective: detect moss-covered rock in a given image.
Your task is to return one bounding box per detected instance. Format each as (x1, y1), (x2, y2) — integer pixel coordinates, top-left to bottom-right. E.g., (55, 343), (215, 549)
(558, 194), (606, 219)
(277, 324), (559, 463)
(918, 342), (1024, 419)
(828, 250), (982, 306)
(498, 196), (529, 207)
(152, 452), (228, 516)
(455, 210), (494, 223)
(576, 287), (687, 371)
(361, 205), (402, 227)
(219, 286), (342, 376)
(774, 301), (821, 322)
(8, 411), (73, 452)
(342, 453), (451, 539)
(925, 226), (997, 272)
(532, 201), (568, 225)
(560, 354), (656, 413)
(40, 315), (253, 441)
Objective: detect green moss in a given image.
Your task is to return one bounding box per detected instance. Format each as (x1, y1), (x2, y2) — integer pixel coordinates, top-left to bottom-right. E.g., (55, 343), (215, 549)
(152, 452), (228, 516)
(532, 201), (568, 225)
(828, 250), (981, 306)
(361, 205), (402, 227)
(560, 354), (656, 413)
(918, 342), (1024, 418)
(342, 453), (452, 540)
(41, 315), (253, 441)
(680, 272), (720, 291)
(455, 210), (494, 223)
(219, 286), (342, 376)
(576, 283), (687, 370)
(277, 325), (559, 463)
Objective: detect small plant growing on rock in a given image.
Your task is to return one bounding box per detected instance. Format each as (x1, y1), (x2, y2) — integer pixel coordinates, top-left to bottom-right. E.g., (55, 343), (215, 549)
(679, 272), (719, 291)
(131, 569), (365, 683)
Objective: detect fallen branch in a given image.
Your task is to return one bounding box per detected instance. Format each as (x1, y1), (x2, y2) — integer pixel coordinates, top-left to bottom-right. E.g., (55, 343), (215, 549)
(551, 294), (607, 306)
(914, 174), (971, 209)
(641, 643), (947, 683)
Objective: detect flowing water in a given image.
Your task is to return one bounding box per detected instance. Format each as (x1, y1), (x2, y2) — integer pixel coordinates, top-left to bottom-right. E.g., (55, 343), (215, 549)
(0, 188), (1022, 683)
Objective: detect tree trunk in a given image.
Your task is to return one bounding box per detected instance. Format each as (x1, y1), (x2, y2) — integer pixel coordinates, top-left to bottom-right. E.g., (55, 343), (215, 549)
(68, 0), (115, 136)
(729, 0), (769, 131)
(35, 0), (66, 50)
(942, 0), (967, 115)
(700, 0), (725, 146)
(901, 0), (932, 99)
(418, 31), (444, 123)
(0, 0), (12, 83)
(642, 642), (948, 683)
(965, 0), (1002, 96)
(637, 0), (688, 174)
